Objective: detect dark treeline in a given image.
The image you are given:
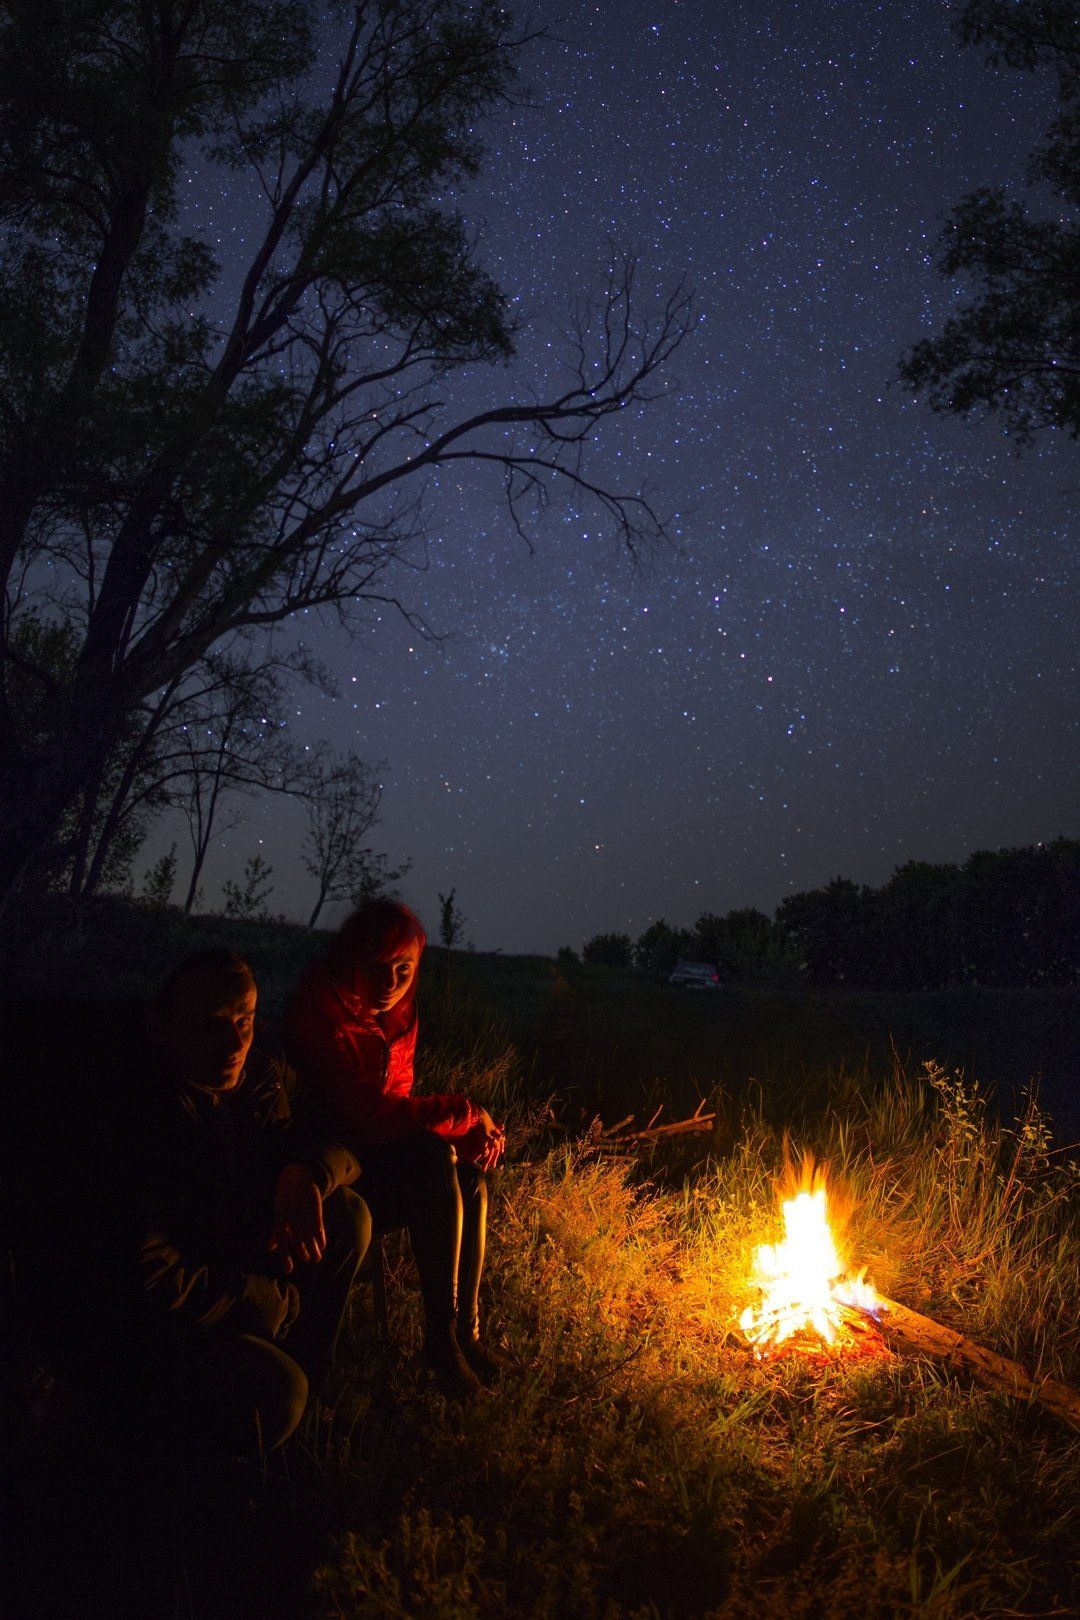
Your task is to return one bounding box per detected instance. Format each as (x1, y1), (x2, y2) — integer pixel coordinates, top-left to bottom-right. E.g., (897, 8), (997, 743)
(582, 839), (1080, 990)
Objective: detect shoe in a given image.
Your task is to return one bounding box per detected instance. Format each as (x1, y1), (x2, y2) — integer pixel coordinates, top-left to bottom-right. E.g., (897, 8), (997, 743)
(459, 1336), (509, 1385)
(421, 1333), (483, 1401)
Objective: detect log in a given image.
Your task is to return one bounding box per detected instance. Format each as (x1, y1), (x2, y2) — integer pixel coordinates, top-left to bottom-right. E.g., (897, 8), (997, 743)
(870, 1294), (1080, 1435)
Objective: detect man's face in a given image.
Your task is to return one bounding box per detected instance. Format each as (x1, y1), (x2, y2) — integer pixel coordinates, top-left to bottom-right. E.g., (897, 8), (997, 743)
(348, 943), (420, 1016)
(156, 972), (257, 1092)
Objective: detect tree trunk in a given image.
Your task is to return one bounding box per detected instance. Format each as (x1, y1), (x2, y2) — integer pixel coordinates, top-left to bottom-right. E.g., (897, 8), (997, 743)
(183, 839), (210, 917)
(308, 883), (330, 929)
(68, 761), (108, 898)
(0, 750), (94, 914)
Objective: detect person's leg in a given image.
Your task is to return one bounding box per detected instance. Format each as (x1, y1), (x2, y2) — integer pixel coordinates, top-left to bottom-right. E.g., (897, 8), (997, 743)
(144, 1331), (309, 1461)
(285, 1186), (371, 1389)
(454, 1160), (506, 1382)
(360, 1134), (480, 1395)
(455, 1158), (487, 1344)
(360, 1134), (462, 1334)
(131, 1333), (309, 1610)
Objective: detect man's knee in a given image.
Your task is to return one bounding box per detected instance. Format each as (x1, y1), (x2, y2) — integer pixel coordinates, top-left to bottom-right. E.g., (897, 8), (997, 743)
(326, 1184), (372, 1265)
(234, 1336), (308, 1452)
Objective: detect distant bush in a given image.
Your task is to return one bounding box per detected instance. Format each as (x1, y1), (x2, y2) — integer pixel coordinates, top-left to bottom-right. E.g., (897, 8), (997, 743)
(582, 931), (633, 968)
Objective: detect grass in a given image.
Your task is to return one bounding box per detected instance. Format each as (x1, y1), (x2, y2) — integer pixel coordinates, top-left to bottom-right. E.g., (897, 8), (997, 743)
(4, 897), (1079, 1617)
(298, 1009), (1080, 1619)
(281, 991), (1080, 1613)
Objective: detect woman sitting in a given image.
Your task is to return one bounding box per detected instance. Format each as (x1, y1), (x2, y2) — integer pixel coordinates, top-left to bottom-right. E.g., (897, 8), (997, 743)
(285, 899), (505, 1396)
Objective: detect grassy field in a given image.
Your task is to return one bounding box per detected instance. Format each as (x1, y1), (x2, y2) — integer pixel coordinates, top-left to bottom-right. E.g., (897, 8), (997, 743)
(4, 897), (1079, 1617)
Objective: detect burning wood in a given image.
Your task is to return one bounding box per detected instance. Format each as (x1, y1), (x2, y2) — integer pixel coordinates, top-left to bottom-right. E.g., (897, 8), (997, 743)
(737, 1153), (1080, 1435)
(738, 1156), (882, 1351)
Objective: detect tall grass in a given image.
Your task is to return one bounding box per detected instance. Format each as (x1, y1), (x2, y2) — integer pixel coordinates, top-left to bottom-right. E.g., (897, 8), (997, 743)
(309, 1053), (1079, 1620)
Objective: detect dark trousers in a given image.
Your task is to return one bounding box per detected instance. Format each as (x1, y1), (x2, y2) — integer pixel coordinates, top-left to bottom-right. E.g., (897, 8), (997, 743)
(139, 1184), (370, 1461)
(358, 1133), (488, 1342)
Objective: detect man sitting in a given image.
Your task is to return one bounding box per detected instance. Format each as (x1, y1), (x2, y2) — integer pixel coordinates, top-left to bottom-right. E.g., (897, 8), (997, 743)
(135, 947), (370, 1460)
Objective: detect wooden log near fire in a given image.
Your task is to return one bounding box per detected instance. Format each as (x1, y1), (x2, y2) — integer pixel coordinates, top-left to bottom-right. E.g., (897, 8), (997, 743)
(867, 1296), (1080, 1435)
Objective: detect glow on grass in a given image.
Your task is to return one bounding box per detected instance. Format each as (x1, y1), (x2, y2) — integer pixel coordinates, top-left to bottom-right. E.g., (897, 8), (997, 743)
(739, 1158), (882, 1350)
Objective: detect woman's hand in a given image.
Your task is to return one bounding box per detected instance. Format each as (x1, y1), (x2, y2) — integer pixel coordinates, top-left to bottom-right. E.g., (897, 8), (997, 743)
(268, 1164), (326, 1273)
(466, 1107), (506, 1172)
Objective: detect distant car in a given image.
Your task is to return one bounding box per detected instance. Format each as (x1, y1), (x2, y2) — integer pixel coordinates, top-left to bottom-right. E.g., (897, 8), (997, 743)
(668, 960), (720, 989)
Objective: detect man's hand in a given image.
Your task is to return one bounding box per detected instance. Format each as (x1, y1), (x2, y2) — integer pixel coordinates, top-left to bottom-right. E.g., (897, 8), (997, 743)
(469, 1107), (506, 1173)
(269, 1164), (326, 1273)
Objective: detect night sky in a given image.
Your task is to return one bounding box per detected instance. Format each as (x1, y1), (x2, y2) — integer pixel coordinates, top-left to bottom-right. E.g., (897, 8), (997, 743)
(174, 0), (1078, 955)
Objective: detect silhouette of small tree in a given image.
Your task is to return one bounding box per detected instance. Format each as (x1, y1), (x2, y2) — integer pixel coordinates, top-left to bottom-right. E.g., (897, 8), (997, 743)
(222, 855), (275, 921)
(438, 889), (467, 951)
(140, 843), (178, 908)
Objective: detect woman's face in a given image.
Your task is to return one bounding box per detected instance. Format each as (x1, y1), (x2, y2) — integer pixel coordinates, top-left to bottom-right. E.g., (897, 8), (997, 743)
(349, 941), (421, 1014)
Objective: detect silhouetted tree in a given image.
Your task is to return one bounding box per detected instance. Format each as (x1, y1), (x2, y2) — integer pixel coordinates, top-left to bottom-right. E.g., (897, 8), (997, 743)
(167, 657), (311, 915)
(438, 888), (467, 950)
(772, 841), (1080, 989)
(222, 854), (275, 921)
(582, 931), (633, 968)
(956, 840), (1080, 985)
(775, 877), (879, 986)
(693, 907), (798, 983)
(876, 861), (964, 989)
(0, 0), (693, 908)
(303, 754), (408, 929)
(900, 0), (1080, 444)
(140, 843), (179, 908)
(633, 918), (694, 976)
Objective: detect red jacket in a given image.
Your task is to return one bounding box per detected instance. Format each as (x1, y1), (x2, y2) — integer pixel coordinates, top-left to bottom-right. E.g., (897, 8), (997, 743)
(285, 959), (479, 1148)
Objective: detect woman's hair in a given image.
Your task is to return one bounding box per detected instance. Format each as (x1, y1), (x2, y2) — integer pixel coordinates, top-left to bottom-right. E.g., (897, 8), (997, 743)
(327, 898), (427, 969)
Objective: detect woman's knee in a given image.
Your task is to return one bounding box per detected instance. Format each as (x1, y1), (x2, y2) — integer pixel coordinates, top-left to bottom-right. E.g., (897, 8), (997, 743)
(456, 1158), (487, 1212)
(414, 1129), (459, 1181)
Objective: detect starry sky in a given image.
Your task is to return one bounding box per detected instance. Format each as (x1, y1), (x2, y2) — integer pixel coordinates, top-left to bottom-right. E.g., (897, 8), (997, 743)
(175, 0), (1078, 955)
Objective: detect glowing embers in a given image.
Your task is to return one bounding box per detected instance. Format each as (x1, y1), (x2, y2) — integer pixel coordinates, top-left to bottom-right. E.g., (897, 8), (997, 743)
(739, 1156), (884, 1355)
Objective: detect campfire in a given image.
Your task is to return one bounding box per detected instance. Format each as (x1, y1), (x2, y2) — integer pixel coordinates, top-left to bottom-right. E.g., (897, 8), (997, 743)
(734, 1152), (1080, 1433)
(739, 1155), (884, 1354)
(589, 1110), (1079, 1430)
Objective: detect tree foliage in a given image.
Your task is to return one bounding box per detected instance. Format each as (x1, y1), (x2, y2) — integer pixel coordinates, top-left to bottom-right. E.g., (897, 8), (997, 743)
(619, 841), (1078, 990)
(582, 931), (634, 968)
(0, 0), (692, 904)
(140, 842), (179, 908)
(899, 0), (1080, 443)
(774, 842), (1080, 989)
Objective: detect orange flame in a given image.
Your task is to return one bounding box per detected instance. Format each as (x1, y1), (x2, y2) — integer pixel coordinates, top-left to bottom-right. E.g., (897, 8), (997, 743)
(739, 1156), (882, 1350)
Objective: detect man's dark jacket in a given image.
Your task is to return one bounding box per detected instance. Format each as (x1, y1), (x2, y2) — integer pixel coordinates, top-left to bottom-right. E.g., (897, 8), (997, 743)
(1, 1002), (359, 1377)
(137, 1045), (360, 1344)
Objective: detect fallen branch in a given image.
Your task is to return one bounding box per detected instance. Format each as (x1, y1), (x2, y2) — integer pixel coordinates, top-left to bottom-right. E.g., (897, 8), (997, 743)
(590, 1100), (716, 1153)
(869, 1295), (1080, 1435)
